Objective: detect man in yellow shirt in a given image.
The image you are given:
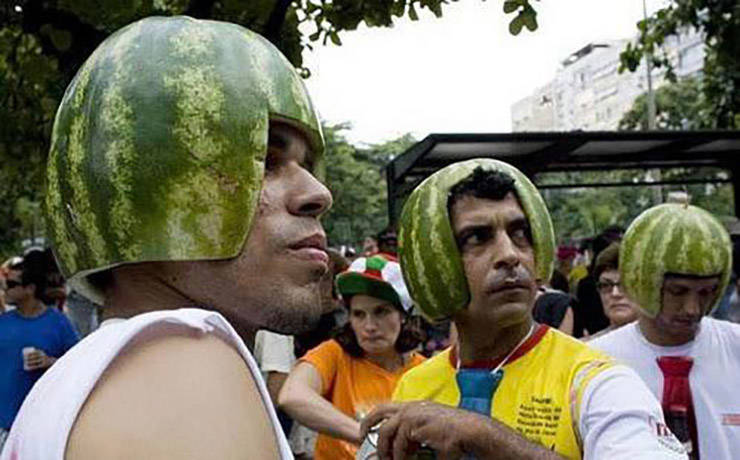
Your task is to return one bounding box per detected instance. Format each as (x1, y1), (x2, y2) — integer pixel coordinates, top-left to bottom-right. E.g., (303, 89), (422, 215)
(361, 159), (686, 459)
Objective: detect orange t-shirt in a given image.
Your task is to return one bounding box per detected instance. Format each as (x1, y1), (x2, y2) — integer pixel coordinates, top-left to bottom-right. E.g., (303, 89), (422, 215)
(301, 339), (425, 460)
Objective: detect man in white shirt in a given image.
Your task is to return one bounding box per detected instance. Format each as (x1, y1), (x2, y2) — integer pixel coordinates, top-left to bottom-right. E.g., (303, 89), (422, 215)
(2, 16), (332, 460)
(591, 202), (740, 459)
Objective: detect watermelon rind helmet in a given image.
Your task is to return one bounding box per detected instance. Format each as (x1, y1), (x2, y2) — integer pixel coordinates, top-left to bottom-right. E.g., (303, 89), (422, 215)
(45, 16), (324, 304)
(619, 203), (732, 317)
(397, 158), (555, 321)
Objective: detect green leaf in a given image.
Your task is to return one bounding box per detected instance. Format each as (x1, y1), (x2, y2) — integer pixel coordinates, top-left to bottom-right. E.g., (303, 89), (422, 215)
(509, 14), (524, 35)
(329, 30), (341, 46)
(522, 10), (537, 31)
(503, 1), (519, 14)
(409, 4), (419, 21)
(429, 1), (443, 18)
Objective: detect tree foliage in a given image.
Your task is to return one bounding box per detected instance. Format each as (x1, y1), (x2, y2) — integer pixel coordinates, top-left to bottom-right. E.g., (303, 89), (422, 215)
(619, 0), (740, 129)
(539, 168), (734, 244)
(0, 0), (538, 257)
(618, 77), (711, 130)
(322, 124), (415, 248)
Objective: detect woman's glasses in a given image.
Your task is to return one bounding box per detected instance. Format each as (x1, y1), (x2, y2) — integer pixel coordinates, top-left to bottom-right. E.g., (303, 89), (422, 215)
(596, 279), (622, 294)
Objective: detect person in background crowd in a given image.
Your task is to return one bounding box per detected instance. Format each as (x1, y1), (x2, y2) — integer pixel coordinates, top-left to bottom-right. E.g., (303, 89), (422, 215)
(0, 258), (23, 313)
(64, 290), (100, 338)
(551, 245), (576, 293)
(36, 248), (67, 311)
(254, 330), (297, 437)
(0, 273), (6, 314)
(375, 227), (399, 259)
(591, 203), (740, 459)
(532, 285), (575, 335)
(2, 17), (333, 460)
(0, 251), (79, 451)
(567, 244), (590, 293)
(361, 162), (685, 459)
(712, 221), (740, 322)
(584, 242), (638, 341)
(362, 236), (379, 257)
(572, 227), (622, 338)
(279, 254), (425, 460)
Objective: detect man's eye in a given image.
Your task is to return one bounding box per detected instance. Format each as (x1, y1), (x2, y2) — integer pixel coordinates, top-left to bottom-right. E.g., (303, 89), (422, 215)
(511, 228), (527, 242)
(666, 287), (687, 296)
(459, 228), (490, 248)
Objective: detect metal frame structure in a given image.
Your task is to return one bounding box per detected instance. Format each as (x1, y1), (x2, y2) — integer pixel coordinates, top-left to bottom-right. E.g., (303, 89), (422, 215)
(386, 131), (740, 223)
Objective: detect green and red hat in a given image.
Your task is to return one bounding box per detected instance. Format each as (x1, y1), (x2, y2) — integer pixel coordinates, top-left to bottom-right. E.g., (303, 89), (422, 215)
(336, 254), (412, 313)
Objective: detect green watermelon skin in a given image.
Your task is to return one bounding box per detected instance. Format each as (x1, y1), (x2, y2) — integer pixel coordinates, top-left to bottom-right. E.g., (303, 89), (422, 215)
(620, 203), (732, 317)
(398, 159), (555, 321)
(45, 16), (323, 303)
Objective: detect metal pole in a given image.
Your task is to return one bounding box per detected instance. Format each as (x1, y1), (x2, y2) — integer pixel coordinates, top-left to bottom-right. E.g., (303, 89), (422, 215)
(643, 0), (657, 130)
(643, 0), (661, 203)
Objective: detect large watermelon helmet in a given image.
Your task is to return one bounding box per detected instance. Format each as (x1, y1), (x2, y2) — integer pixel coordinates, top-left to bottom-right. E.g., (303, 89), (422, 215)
(45, 16), (324, 304)
(619, 203), (732, 317)
(397, 158), (555, 321)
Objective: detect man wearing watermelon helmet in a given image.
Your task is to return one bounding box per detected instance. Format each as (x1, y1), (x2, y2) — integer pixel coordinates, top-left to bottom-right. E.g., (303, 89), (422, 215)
(2, 16), (331, 460)
(591, 201), (740, 459)
(361, 160), (686, 459)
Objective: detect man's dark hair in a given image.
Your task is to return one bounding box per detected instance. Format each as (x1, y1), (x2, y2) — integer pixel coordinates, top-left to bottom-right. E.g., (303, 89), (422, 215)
(593, 241), (620, 281)
(15, 250), (49, 299)
(447, 167), (518, 216)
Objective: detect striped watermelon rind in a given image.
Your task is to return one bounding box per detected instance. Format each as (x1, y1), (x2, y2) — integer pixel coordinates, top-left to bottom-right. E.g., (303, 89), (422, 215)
(620, 203), (732, 317)
(45, 16), (323, 304)
(398, 158), (555, 321)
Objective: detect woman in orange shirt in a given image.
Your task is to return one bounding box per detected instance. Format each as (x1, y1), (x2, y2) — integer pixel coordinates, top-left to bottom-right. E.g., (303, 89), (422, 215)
(279, 254), (425, 460)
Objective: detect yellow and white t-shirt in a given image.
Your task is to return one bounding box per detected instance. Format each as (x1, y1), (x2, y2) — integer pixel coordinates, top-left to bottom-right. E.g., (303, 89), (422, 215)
(394, 325), (687, 459)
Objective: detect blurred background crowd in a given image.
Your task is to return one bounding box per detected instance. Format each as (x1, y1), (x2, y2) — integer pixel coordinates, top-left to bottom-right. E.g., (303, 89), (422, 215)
(3, 219), (739, 459)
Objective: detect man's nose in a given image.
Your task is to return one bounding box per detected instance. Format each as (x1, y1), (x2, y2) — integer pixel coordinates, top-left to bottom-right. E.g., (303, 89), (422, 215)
(492, 233), (519, 269)
(682, 293), (703, 316)
(289, 168), (333, 217)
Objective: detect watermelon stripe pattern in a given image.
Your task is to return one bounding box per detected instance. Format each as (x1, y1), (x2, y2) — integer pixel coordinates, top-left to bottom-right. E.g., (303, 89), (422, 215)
(45, 16), (323, 304)
(620, 203), (732, 317)
(398, 159), (555, 321)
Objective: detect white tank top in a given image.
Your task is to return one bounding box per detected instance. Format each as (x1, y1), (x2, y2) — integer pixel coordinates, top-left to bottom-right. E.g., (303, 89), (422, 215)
(0, 308), (293, 459)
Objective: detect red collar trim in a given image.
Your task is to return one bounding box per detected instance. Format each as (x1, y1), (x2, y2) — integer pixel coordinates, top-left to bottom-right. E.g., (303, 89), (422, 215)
(449, 324), (549, 370)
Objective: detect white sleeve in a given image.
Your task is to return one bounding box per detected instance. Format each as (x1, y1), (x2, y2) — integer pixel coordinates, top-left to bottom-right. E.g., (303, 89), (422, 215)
(254, 331), (295, 374)
(579, 365), (688, 460)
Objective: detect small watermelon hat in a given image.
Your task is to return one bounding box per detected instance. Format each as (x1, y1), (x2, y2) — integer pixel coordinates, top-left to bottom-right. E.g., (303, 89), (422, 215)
(336, 254), (413, 313)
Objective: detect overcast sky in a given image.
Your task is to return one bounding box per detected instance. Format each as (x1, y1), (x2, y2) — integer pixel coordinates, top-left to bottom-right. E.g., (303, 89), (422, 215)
(302, 0), (669, 145)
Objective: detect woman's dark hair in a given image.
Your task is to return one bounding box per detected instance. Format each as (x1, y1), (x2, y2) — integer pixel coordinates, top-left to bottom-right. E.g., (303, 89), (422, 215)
(333, 296), (424, 358)
(593, 241), (620, 281)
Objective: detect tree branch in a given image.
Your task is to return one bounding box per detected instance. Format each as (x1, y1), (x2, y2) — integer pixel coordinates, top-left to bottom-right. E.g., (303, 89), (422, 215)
(184, 0), (216, 19)
(264, 0), (293, 43)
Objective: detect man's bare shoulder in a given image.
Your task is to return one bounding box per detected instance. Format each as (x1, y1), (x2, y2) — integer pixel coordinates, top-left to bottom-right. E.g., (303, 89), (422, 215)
(66, 331), (281, 460)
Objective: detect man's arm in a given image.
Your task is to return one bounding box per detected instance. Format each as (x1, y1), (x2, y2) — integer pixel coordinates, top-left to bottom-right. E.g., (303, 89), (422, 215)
(361, 402), (564, 460)
(579, 365), (688, 459)
(66, 332), (281, 460)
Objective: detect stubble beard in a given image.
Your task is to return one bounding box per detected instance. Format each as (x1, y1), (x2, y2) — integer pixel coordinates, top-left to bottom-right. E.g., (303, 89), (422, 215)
(248, 271), (325, 335)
